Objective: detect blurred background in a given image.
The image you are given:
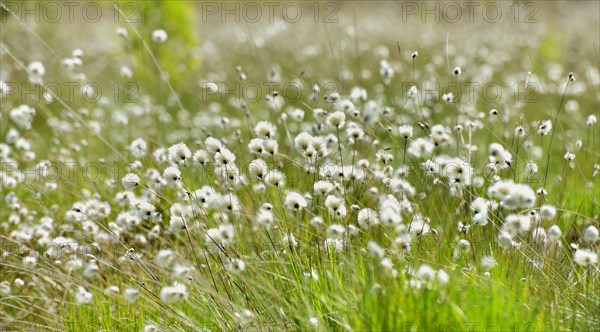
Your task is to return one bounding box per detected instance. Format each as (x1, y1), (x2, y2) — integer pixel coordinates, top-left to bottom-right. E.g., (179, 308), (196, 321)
(1, 1), (598, 130)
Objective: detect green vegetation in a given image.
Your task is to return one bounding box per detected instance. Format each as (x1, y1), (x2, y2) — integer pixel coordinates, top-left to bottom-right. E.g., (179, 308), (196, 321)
(0, 1), (598, 331)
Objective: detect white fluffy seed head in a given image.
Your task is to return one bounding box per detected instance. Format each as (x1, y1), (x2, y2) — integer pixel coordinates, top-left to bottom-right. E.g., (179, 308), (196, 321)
(254, 121), (277, 139)
(130, 138), (147, 158)
(358, 208), (380, 229)
(116, 27), (128, 38)
(398, 125), (413, 139)
(539, 205), (557, 220)
(285, 191), (308, 211)
(294, 132), (314, 151)
(205, 137), (223, 154)
(152, 29), (168, 43)
(583, 225), (599, 244)
(416, 264), (436, 281)
(163, 166), (181, 182)
(160, 283), (188, 303)
(121, 173), (140, 189)
(574, 249), (598, 266)
(327, 111), (346, 129)
(265, 170), (285, 187)
(248, 159), (268, 179)
(168, 142), (192, 165)
(124, 288), (139, 303)
(28, 61), (45, 78)
(537, 120), (552, 135)
(547, 225), (562, 240)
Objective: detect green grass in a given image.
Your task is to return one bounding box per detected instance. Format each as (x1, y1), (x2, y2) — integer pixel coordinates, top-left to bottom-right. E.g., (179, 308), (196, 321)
(1, 1), (599, 331)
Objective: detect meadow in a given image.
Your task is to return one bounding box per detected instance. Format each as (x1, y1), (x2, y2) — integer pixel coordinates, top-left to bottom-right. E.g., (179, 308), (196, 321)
(0, 1), (599, 331)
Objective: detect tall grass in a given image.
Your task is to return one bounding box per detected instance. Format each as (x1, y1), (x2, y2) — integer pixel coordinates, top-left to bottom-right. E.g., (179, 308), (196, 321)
(1, 2), (599, 331)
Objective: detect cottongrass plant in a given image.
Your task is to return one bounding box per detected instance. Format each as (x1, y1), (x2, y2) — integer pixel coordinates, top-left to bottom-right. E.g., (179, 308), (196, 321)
(0, 4), (599, 331)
